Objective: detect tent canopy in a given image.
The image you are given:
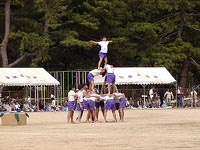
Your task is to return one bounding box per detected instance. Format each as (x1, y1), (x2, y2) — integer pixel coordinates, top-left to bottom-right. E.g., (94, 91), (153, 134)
(94, 67), (176, 85)
(0, 68), (60, 86)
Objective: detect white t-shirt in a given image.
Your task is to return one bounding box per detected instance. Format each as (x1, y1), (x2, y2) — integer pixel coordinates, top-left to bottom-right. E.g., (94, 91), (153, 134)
(83, 97), (89, 101)
(89, 97), (96, 101)
(77, 90), (84, 102)
(149, 89), (154, 99)
(68, 90), (77, 102)
(27, 97), (31, 103)
(51, 94), (55, 99)
(52, 100), (56, 107)
(89, 69), (101, 76)
(105, 95), (114, 101)
(90, 93), (100, 101)
(164, 91), (173, 99)
(105, 64), (114, 73)
(15, 104), (20, 109)
(98, 41), (109, 53)
(100, 96), (106, 101)
(113, 92), (123, 99)
(191, 90), (197, 99)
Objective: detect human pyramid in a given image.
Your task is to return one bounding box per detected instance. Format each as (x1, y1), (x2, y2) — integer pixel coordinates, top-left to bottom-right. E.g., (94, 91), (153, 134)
(67, 36), (127, 124)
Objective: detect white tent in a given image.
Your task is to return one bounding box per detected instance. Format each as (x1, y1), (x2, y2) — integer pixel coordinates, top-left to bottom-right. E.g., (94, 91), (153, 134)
(94, 67), (176, 108)
(0, 68), (60, 110)
(0, 68), (60, 86)
(94, 67), (176, 85)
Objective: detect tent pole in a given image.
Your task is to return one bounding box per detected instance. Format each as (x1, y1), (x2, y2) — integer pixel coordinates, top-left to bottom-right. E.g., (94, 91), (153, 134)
(142, 85), (147, 108)
(29, 86), (31, 101)
(172, 82), (178, 108)
(71, 71), (73, 87)
(175, 82), (178, 108)
(57, 85), (59, 107)
(37, 86), (39, 111)
(67, 71), (69, 92)
(62, 72), (65, 104)
(84, 71), (87, 84)
(34, 86), (36, 107)
(0, 86), (2, 103)
(44, 86), (46, 108)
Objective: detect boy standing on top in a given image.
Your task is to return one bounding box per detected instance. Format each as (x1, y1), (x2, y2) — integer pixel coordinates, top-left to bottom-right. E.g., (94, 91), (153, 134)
(90, 36), (113, 69)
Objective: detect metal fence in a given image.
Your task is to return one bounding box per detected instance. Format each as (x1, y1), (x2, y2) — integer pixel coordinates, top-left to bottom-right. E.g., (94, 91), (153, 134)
(1, 70), (199, 108)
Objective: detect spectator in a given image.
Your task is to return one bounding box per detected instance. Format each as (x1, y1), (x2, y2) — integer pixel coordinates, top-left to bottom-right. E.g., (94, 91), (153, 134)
(51, 98), (56, 111)
(23, 100), (32, 112)
(27, 96), (32, 107)
(190, 88), (197, 108)
(151, 88), (160, 108)
(62, 100), (68, 112)
(39, 100), (44, 111)
(51, 93), (55, 101)
(177, 86), (184, 108)
(9, 101), (15, 111)
(164, 89), (174, 106)
(158, 89), (164, 108)
(15, 101), (21, 112)
(149, 87), (154, 101)
(127, 97), (134, 109)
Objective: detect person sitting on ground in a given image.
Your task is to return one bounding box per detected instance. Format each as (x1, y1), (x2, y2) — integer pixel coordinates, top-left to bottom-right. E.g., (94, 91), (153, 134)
(128, 97), (134, 109)
(15, 101), (21, 112)
(23, 100), (32, 112)
(51, 98), (56, 111)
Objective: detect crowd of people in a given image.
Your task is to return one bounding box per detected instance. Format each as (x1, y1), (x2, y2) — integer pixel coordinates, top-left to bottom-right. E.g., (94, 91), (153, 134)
(0, 96), (34, 112)
(0, 95), (58, 113)
(125, 87), (198, 109)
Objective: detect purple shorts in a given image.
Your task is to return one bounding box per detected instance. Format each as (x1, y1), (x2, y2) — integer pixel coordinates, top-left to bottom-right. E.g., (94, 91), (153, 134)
(119, 97), (126, 108)
(83, 99), (88, 110)
(68, 101), (75, 111)
(99, 52), (107, 59)
(95, 101), (104, 109)
(87, 73), (94, 83)
(105, 99), (116, 110)
(77, 102), (84, 111)
(106, 73), (115, 84)
(87, 100), (95, 110)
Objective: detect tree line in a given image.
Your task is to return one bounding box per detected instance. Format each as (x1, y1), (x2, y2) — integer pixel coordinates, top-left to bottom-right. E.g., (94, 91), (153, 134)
(1, 0), (200, 88)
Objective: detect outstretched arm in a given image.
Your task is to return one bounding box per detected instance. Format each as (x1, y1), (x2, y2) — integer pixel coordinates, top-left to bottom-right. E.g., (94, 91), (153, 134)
(90, 40), (98, 44)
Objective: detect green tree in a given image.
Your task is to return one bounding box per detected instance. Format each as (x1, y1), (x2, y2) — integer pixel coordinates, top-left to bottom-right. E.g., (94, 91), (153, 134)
(1, 0), (200, 88)
(117, 0), (200, 87)
(0, 0), (66, 67)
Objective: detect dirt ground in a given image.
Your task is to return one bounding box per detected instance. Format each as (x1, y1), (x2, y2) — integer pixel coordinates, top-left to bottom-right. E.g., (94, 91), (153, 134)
(0, 108), (200, 150)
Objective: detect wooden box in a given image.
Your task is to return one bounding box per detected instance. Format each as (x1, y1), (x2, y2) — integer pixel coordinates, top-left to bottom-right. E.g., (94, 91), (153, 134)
(1, 113), (27, 126)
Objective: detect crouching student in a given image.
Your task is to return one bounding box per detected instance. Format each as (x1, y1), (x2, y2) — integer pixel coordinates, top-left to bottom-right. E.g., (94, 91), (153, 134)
(87, 68), (105, 91)
(76, 84), (87, 123)
(86, 91), (100, 123)
(95, 95), (105, 122)
(114, 93), (127, 122)
(114, 94), (120, 121)
(104, 94), (117, 122)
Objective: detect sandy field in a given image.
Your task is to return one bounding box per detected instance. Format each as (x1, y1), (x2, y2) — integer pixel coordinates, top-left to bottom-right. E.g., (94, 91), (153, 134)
(0, 108), (200, 150)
